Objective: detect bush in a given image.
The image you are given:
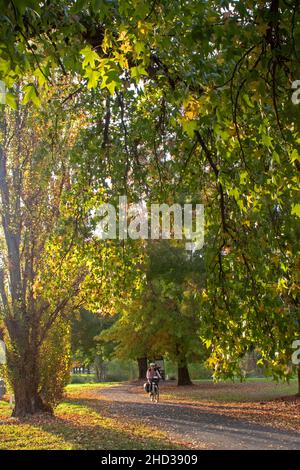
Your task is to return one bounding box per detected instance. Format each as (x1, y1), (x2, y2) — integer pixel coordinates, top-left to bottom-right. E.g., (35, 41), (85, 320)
(106, 359), (138, 381)
(189, 363), (212, 380)
(39, 318), (72, 409)
(164, 360), (213, 381)
(70, 374), (95, 384)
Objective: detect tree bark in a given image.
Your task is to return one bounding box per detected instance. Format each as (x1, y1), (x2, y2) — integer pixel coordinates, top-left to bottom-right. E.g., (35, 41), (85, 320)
(177, 362), (192, 386)
(94, 356), (107, 382)
(137, 357), (148, 379)
(9, 347), (52, 417)
(12, 377), (51, 417)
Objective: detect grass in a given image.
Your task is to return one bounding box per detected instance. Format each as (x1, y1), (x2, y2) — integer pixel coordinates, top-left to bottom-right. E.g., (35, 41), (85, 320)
(161, 378), (299, 403)
(66, 382), (122, 391)
(0, 383), (182, 450)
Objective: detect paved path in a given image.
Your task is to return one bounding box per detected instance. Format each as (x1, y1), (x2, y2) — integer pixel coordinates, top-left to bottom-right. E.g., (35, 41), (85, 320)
(97, 385), (300, 450)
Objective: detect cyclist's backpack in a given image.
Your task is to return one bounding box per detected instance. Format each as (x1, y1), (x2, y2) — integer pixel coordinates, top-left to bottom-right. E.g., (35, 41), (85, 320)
(143, 382), (150, 393)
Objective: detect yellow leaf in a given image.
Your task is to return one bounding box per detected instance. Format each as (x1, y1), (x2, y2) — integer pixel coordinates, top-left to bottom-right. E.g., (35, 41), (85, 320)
(183, 96), (201, 120)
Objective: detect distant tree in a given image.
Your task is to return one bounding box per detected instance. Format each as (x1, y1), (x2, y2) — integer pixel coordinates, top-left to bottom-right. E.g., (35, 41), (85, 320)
(71, 309), (115, 382)
(146, 242), (206, 385)
(103, 241), (207, 385)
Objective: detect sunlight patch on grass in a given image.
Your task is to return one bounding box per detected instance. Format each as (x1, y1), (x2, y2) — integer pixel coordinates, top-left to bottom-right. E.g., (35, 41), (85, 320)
(0, 421), (72, 450)
(66, 383), (123, 396)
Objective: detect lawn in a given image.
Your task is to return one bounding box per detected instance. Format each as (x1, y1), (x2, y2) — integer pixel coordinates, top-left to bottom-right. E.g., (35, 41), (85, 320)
(162, 378), (299, 403)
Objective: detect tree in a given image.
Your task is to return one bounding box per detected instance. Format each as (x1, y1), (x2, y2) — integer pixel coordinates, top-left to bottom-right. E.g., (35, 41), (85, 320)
(0, 90), (144, 414)
(0, 89), (90, 415)
(71, 309), (115, 382)
(101, 299), (153, 379)
(147, 242), (206, 385)
(103, 241), (207, 385)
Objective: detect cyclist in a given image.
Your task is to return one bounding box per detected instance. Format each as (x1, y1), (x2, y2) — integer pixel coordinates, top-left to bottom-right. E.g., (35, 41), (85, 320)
(146, 362), (161, 393)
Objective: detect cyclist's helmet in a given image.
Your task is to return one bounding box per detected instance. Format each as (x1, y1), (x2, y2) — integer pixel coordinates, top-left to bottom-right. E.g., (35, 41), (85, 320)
(149, 362), (155, 367)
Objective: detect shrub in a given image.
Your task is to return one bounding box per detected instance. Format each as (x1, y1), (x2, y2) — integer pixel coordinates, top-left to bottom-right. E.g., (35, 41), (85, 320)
(38, 318), (72, 409)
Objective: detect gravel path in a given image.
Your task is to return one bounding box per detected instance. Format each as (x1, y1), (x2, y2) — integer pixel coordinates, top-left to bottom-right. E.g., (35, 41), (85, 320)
(98, 384), (300, 450)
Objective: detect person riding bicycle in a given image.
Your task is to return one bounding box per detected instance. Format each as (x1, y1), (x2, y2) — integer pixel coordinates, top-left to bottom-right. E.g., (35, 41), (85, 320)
(146, 362), (161, 390)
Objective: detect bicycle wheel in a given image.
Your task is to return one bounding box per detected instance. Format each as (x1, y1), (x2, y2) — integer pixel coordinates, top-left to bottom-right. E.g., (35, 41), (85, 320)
(149, 384), (154, 402)
(154, 385), (159, 403)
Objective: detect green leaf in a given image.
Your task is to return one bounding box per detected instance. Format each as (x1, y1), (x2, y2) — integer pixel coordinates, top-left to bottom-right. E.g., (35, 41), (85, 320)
(134, 41), (145, 57)
(100, 70), (120, 95)
(181, 120), (198, 138)
(80, 46), (100, 69)
(85, 68), (101, 89)
(130, 65), (148, 79)
(291, 203), (300, 218)
(106, 81), (117, 95)
(261, 134), (273, 148)
(33, 68), (48, 88)
(243, 94), (254, 108)
(290, 149), (299, 163)
(0, 57), (10, 74)
(91, 0), (103, 11)
(22, 84), (40, 106)
(272, 151), (280, 164)
(228, 187), (240, 200)
(239, 170), (248, 184)
(5, 92), (17, 109)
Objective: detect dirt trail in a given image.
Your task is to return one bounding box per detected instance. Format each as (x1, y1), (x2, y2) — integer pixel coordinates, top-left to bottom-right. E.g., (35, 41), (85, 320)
(97, 384), (300, 450)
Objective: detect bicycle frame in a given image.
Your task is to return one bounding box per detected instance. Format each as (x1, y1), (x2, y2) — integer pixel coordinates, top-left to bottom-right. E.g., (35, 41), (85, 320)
(149, 379), (159, 403)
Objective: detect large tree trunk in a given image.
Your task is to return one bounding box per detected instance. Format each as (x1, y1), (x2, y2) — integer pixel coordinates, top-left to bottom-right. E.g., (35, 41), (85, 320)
(12, 375), (51, 417)
(9, 347), (52, 417)
(177, 361), (192, 386)
(137, 357), (148, 379)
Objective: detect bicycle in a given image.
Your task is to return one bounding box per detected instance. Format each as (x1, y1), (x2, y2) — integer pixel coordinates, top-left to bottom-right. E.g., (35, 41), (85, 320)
(149, 378), (159, 403)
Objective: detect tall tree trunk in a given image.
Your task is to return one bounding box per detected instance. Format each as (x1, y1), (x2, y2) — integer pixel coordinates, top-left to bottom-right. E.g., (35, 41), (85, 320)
(9, 347), (52, 417)
(12, 375), (50, 417)
(297, 365), (300, 396)
(137, 357), (148, 379)
(177, 361), (192, 386)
